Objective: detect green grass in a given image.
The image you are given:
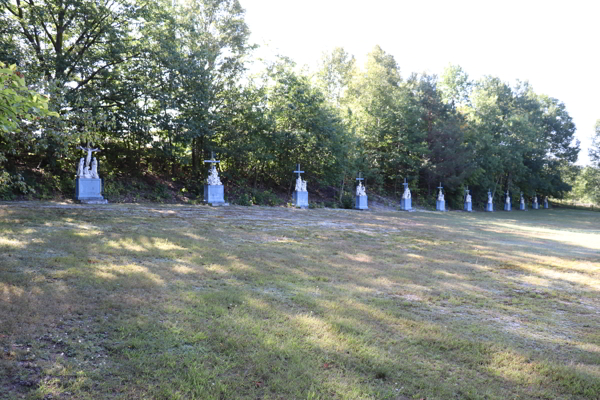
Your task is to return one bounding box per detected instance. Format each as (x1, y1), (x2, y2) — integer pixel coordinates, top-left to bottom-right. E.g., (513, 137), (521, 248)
(1, 203), (599, 399)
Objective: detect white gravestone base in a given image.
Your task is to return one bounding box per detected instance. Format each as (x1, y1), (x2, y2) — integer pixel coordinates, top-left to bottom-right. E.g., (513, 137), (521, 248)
(204, 185), (228, 206)
(355, 195), (368, 210)
(75, 178), (107, 204)
(293, 191), (308, 208)
(436, 200), (445, 211)
(400, 198), (412, 211)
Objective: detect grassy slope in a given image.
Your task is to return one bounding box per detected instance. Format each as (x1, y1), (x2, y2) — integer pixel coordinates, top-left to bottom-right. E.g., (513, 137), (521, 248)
(0, 204), (599, 400)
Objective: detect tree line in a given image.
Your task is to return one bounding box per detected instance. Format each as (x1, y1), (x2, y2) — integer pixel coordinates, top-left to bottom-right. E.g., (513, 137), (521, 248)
(0, 0), (587, 207)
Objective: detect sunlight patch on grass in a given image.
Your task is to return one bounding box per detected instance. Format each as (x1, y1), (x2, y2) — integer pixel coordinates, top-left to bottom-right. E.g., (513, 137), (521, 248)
(575, 342), (600, 354)
(529, 268), (600, 290)
(406, 253), (423, 259)
(99, 263), (165, 285)
(491, 222), (600, 250)
(344, 253), (372, 263)
(206, 264), (229, 274)
(520, 275), (552, 287)
(152, 237), (186, 251)
(106, 238), (147, 252)
(485, 349), (540, 385)
(1, 283), (25, 300)
(94, 270), (117, 280)
(73, 229), (103, 237)
(179, 231), (209, 241)
(435, 270), (468, 280)
(172, 264), (196, 274)
(292, 313), (345, 351)
(0, 237), (26, 248)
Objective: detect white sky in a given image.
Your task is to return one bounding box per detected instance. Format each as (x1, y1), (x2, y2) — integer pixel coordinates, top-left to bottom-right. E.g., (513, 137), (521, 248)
(240, 0), (598, 165)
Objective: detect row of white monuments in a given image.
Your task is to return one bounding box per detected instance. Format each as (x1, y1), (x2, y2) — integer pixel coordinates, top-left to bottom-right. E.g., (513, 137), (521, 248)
(73, 148), (549, 210)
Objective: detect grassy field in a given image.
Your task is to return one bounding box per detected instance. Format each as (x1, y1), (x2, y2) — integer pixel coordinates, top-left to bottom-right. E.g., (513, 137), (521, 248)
(1, 203), (599, 400)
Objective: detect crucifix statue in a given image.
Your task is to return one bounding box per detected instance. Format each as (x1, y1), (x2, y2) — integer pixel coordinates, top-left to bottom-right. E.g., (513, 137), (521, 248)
(464, 186), (471, 203)
(437, 182), (444, 201)
(204, 151), (222, 185)
(294, 163), (306, 192)
(77, 145), (101, 179)
(356, 171), (366, 196)
(402, 177), (411, 199)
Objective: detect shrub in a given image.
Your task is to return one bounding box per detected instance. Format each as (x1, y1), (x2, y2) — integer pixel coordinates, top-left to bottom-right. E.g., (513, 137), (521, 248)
(0, 172), (35, 200)
(236, 193), (253, 206)
(253, 189), (280, 206)
(341, 193), (354, 209)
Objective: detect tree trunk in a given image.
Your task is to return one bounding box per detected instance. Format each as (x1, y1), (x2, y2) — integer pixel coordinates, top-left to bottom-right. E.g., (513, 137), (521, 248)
(192, 138), (197, 171)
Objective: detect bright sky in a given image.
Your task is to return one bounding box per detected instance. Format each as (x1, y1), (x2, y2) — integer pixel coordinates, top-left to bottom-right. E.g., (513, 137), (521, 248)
(240, 0), (598, 165)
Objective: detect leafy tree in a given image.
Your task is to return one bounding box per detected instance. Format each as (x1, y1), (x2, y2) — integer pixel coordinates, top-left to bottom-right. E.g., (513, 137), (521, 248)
(413, 74), (474, 200)
(261, 58), (350, 191)
(345, 46), (425, 193)
(439, 64), (472, 107)
(0, 62), (57, 196)
(315, 47), (356, 107)
(0, 62), (54, 134)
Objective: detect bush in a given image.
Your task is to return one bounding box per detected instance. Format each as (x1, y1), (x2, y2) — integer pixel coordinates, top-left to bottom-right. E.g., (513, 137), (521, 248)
(151, 183), (171, 202)
(104, 181), (127, 201)
(0, 172), (35, 200)
(253, 189), (280, 206)
(341, 193), (354, 209)
(236, 192), (253, 206)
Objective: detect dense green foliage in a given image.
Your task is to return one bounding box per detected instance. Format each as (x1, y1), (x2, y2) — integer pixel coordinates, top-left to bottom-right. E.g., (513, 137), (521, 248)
(0, 0), (584, 206)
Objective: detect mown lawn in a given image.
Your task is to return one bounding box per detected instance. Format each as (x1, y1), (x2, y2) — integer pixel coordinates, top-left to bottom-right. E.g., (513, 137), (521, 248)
(1, 203), (599, 399)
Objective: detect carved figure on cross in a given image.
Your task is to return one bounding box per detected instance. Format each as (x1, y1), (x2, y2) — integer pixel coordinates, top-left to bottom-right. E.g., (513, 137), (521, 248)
(77, 145), (101, 179)
(294, 163), (307, 192)
(204, 151), (222, 185)
(355, 171), (366, 196)
(464, 186), (471, 203)
(78, 145), (100, 169)
(437, 182), (444, 202)
(402, 177), (411, 199)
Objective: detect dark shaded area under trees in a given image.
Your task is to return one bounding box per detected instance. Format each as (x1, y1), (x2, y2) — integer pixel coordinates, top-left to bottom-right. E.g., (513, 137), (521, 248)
(0, 0), (585, 208)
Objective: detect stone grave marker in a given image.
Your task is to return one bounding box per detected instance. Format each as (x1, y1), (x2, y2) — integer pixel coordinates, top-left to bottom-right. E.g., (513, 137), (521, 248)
(486, 189), (494, 212)
(504, 190), (511, 211)
(74, 145), (107, 204)
(400, 177), (412, 211)
(436, 183), (445, 211)
(354, 171), (368, 210)
(293, 163), (308, 208)
(464, 186), (472, 212)
(204, 151), (228, 206)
